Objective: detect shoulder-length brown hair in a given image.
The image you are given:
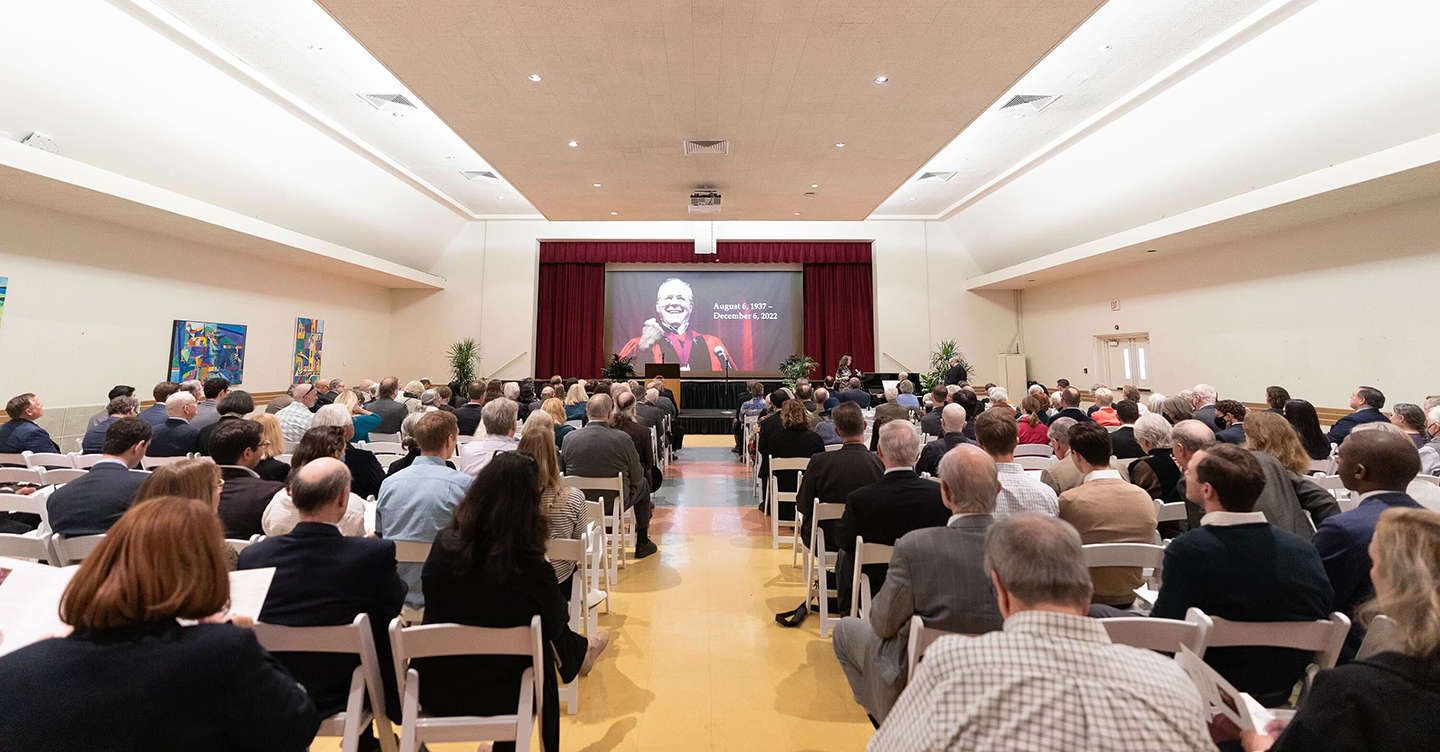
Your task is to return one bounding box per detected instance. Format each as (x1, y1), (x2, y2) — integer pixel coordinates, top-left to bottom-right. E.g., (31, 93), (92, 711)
(60, 497), (230, 631)
(1244, 411), (1310, 476)
(781, 399), (810, 429)
(135, 459), (222, 509)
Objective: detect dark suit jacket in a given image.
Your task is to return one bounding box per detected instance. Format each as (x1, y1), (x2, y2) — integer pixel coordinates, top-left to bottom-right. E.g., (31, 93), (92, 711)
(196, 414), (242, 455)
(238, 522), (407, 719)
(944, 363), (968, 385)
(46, 461), (147, 536)
(1152, 521), (1333, 705)
(919, 408), (944, 438)
(137, 403), (169, 426)
(0, 419), (59, 454)
(636, 402), (667, 430)
(916, 432), (973, 477)
(838, 388), (872, 408)
(343, 444), (386, 500)
(836, 470), (949, 608)
(80, 417), (119, 455)
(1109, 426), (1145, 458)
(1326, 408), (1391, 445)
(256, 456), (291, 483)
(795, 443), (884, 547)
(761, 425), (825, 499)
(147, 417), (199, 457)
(560, 422), (645, 497)
(0, 621), (318, 751)
(1215, 422), (1247, 445)
(1312, 491), (1421, 659)
(217, 466), (285, 539)
(1054, 407), (1090, 423)
(367, 398), (409, 435)
(1267, 651), (1440, 752)
(1193, 404), (1221, 432)
(453, 402), (485, 437)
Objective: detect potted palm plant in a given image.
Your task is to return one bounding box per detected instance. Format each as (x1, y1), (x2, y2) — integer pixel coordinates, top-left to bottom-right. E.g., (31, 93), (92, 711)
(921, 340), (970, 389)
(778, 355), (819, 388)
(447, 338), (481, 387)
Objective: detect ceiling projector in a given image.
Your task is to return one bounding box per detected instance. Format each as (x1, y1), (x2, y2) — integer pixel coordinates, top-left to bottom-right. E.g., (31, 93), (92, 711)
(688, 190), (721, 213)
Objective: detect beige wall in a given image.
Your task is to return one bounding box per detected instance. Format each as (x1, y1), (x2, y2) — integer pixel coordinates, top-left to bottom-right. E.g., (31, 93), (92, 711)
(0, 199), (394, 409)
(389, 219), (1020, 384)
(1018, 195), (1440, 406)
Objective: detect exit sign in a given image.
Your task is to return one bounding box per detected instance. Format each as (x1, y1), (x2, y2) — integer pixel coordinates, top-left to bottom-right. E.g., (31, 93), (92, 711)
(1110, 300), (1121, 311)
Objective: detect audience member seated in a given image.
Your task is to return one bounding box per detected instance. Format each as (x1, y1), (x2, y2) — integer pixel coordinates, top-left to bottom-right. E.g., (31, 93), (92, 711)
(1160, 394), (1195, 425)
(312, 404), (385, 500)
(1056, 422), (1157, 609)
(1390, 402), (1428, 448)
(1152, 443), (1333, 706)
(1283, 398), (1332, 461)
(1191, 383), (1222, 431)
(518, 410), (587, 591)
(1039, 417), (1084, 494)
(415, 453), (609, 752)
(636, 388), (668, 431)
(377, 411), (473, 611)
(239, 457), (406, 742)
(192, 376), (230, 431)
(1109, 400), (1145, 458)
(1128, 414), (1183, 502)
(146, 391), (201, 457)
(836, 421), (949, 613)
(452, 380), (485, 437)
(538, 397), (575, 449)
(1311, 428), (1423, 660)
(833, 445), (1005, 725)
(81, 395), (138, 455)
(333, 389), (381, 444)
(1240, 507), (1440, 752)
(895, 380), (920, 409)
(733, 380), (767, 453)
(976, 407), (1059, 518)
(276, 383), (319, 447)
(838, 377), (871, 408)
(139, 381), (180, 425)
(563, 382), (589, 421)
(0, 392), (59, 454)
(400, 380), (426, 413)
(1423, 405), (1440, 475)
(387, 413), (446, 477)
(266, 384), (296, 415)
(1263, 385), (1290, 414)
(1328, 385), (1390, 445)
(1243, 411), (1340, 539)
(209, 419), (287, 539)
(250, 413), (292, 483)
(459, 398), (519, 476)
(84, 384), (134, 431)
(562, 394), (656, 558)
(1053, 387), (1090, 423)
(1089, 388), (1120, 426)
(264, 427), (368, 539)
(872, 514), (1211, 752)
(47, 417), (150, 536)
(915, 404), (971, 477)
(919, 386), (949, 438)
(196, 389), (253, 455)
(796, 402), (883, 551)
(0, 497), (319, 750)
(309, 379), (334, 411)
(612, 390), (659, 493)
(1213, 399), (1248, 444)
(763, 399), (825, 510)
(367, 377), (409, 435)
(1016, 396), (1051, 445)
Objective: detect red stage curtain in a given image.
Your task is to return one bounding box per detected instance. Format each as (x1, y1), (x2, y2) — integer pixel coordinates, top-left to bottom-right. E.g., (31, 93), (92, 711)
(534, 241), (873, 378)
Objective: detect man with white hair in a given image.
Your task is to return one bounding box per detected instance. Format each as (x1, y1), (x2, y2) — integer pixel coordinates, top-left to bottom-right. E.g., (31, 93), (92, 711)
(501, 381), (530, 422)
(146, 390), (200, 457)
(873, 515), (1211, 752)
(987, 387), (1012, 415)
(458, 398), (519, 476)
(1190, 384), (1221, 431)
(636, 388), (668, 431)
(836, 420), (950, 611)
(619, 277), (735, 372)
(832, 444), (1005, 725)
(916, 404), (972, 477)
(277, 382), (319, 446)
(313, 404), (386, 499)
(894, 380), (920, 410)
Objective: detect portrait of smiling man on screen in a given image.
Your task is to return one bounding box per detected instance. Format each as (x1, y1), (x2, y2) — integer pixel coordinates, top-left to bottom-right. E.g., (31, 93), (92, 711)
(620, 277), (735, 373)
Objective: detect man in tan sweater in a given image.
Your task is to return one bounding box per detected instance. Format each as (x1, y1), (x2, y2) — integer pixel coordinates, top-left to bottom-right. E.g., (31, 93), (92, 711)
(1056, 422), (1157, 608)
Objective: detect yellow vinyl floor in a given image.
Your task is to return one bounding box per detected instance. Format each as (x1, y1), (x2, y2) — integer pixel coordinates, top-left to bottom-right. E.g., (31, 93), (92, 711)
(315, 442), (873, 752)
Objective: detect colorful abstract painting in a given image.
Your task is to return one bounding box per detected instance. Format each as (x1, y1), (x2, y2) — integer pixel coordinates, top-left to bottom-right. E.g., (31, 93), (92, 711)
(293, 317), (324, 384)
(168, 320), (246, 383)
(0, 277), (7, 330)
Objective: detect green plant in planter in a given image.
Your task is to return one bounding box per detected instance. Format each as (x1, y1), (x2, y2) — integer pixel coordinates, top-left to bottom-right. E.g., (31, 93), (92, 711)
(447, 338), (481, 387)
(920, 340), (970, 390)
(778, 355), (819, 388)
(603, 353), (637, 381)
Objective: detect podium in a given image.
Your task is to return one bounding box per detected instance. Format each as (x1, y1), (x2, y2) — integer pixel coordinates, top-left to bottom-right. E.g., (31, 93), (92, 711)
(644, 363), (681, 410)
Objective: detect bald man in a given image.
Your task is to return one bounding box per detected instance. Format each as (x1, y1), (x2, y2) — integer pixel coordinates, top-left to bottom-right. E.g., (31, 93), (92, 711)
(1312, 427), (1424, 660)
(916, 404), (972, 477)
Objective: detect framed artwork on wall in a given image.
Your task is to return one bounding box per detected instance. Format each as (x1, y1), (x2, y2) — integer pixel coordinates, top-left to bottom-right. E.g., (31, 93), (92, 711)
(293, 317), (324, 384)
(169, 320), (246, 383)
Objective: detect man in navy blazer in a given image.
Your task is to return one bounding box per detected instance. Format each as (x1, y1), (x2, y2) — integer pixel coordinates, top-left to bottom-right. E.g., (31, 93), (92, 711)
(147, 391), (201, 457)
(81, 396), (139, 455)
(238, 457), (407, 732)
(0, 393), (60, 454)
(1312, 427), (1423, 660)
(137, 381), (180, 427)
(47, 417), (151, 536)
(837, 377), (872, 408)
(1327, 385), (1392, 445)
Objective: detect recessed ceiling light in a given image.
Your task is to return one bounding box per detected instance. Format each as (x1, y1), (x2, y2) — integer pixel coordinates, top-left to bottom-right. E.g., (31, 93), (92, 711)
(496, 196), (504, 200)
(610, 211), (618, 216)
(568, 141), (578, 147)
(908, 197), (916, 201)
(1012, 113), (1025, 119)
(874, 76), (889, 84)
(1098, 44), (1112, 52)
(835, 142), (846, 148)
(593, 183), (602, 187)
(793, 212), (802, 216)
(811, 184), (819, 188)
(528, 74), (542, 82)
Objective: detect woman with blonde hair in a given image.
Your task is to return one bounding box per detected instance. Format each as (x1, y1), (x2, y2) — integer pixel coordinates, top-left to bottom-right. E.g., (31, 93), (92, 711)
(542, 397), (576, 448)
(261, 426), (368, 537)
(1245, 411), (1312, 476)
(401, 380), (425, 413)
(517, 410), (587, 590)
(1242, 507), (1440, 750)
(0, 497), (319, 748)
(333, 389), (381, 444)
(563, 383), (589, 421)
(249, 413), (291, 482)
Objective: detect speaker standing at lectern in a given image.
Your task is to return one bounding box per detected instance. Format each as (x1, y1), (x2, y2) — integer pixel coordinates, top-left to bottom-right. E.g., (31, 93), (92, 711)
(619, 277), (736, 373)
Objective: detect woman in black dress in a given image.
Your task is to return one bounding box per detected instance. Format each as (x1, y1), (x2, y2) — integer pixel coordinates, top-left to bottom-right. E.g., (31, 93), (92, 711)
(1284, 399), (1333, 461)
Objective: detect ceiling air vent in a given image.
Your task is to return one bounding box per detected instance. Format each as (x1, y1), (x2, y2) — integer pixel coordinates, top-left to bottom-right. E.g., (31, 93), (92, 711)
(916, 171), (955, 183)
(460, 170), (498, 181)
(358, 93), (417, 112)
(683, 140), (729, 156)
(999, 94), (1058, 113)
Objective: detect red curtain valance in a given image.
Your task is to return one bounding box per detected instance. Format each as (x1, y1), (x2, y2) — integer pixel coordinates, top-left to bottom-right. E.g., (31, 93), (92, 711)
(538, 241), (871, 265)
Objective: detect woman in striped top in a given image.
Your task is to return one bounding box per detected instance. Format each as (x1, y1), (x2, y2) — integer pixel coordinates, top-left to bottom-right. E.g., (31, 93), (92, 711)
(519, 409), (588, 590)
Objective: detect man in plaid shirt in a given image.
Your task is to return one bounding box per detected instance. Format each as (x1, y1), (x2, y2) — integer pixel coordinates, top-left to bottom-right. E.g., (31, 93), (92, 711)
(871, 514), (1212, 752)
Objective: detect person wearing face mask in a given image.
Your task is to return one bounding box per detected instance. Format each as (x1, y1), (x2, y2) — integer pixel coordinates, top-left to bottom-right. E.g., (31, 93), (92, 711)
(618, 277), (734, 373)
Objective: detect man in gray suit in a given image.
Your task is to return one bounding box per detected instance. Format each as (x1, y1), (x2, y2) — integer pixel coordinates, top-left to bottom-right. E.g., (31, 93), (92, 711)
(560, 394), (657, 558)
(832, 444), (1005, 725)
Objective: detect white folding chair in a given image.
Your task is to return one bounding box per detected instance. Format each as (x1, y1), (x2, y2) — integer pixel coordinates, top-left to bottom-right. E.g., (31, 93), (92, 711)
(0, 532), (51, 561)
(1311, 475), (1354, 511)
(364, 442), (406, 455)
(374, 455), (406, 471)
(742, 416), (759, 472)
(254, 614), (396, 752)
(582, 500), (614, 595)
(1355, 614), (1396, 660)
(767, 457), (808, 550)
(1201, 611), (1351, 702)
(0, 453), (31, 467)
(544, 537), (602, 715)
(0, 468), (45, 486)
(1016, 456), (1054, 471)
(71, 454), (107, 469)
(224, 538), (255, 555)
(141, 455), (188, 469)
(824, 443), (844, 452)
(39, 467), (86, 485)
(1083, 542), (1166, 590)
(0, 492), (49, 561)
(564, 475), (628, 582)
(388, 616), (543, 752)
(1101, 608), (1212, 654)
(393, 540), (433, 625)
(1014, 444), (1054, 458)
(24, 452), (76, 469)
(369, 433), (402, 444)
(50, 532), (106, 565)
(1413, 474), (1440, 487)
(804, 504), (846, 638)
(1154, 499), (1188, 524)
(906, 614), (979, 680)
(850, 537), (895, 619)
